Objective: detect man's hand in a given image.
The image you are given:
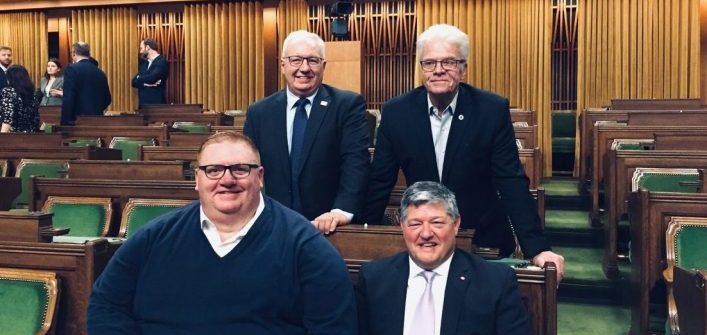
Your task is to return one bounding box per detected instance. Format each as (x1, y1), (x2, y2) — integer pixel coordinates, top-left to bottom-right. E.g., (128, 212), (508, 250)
(312, 211), (350, 235)
(532, 250), (565, 283)
(143, 79), (162, 87)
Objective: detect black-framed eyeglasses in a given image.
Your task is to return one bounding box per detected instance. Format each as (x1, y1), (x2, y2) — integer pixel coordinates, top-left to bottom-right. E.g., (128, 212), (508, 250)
(282, 56), (324, 67)
(197, 164), (260, 180)
(420, 58), (466, 72)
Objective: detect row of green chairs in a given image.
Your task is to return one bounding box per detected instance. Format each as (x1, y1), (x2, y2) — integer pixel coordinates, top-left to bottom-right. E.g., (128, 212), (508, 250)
(0, 268), (59, 335)
(42, 197), (190, 238)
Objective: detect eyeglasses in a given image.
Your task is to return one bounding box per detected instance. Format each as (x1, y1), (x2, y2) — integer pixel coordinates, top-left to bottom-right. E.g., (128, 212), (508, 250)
(197, 164), (260, 180)
(282, 56), (324, 67)
(419, 58), (466, 72)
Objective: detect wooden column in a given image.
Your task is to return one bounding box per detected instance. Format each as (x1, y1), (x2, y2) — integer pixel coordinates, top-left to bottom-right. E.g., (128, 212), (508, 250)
(702, 0), (707, 105)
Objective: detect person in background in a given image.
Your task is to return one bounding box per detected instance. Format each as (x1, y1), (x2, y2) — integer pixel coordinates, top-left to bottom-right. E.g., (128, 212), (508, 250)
(131, 37), (169, 106)
(38, 58), (64, 106)
(363, 24), (564, 281)
(0, 46), (12, 91)
(60, 41), (111, 125)
(1, 64), (40, 133)
(244, 30), (370, 234)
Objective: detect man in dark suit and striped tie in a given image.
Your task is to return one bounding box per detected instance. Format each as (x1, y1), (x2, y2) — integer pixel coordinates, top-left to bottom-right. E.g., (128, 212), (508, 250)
(244, 30), (370, 234)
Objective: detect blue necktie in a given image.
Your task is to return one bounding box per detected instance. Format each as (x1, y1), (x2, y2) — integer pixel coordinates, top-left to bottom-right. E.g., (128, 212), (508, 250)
(291, 97), (309, 212)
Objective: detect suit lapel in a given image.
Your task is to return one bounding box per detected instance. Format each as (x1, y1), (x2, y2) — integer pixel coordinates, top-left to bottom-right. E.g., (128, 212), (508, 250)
(411, 88), (441, 182)
(440, 251), (473, 335)
(441, 87), (474, 183)
(385, 255), (409, 335)
(271, 91), (290, 172)
(298, 86), (329, 171)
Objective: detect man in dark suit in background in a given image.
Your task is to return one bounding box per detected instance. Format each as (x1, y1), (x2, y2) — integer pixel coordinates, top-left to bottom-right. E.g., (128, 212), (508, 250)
(0, 46), (12, 91)
(358, 181), (532, 335)
(363, 24), (564, 280)
(60, 42), (111, 125)
(131, 38), (169, 106)
(244, 30), (370, 234)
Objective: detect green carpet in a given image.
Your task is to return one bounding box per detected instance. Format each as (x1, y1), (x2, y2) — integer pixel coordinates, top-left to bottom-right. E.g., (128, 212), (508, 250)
(558, 302), (630, 335)
(546, 210), (591, 230)
(552, 246), (607, 282)
(542, 179), (581, 197)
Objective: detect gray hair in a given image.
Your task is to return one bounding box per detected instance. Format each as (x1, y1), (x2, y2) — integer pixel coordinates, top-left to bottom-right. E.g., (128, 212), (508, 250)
(416, 24), (469, 61)
(399, 181), (460, 222)
(72, 42), (91, 57)
(281, 30), (326, 59)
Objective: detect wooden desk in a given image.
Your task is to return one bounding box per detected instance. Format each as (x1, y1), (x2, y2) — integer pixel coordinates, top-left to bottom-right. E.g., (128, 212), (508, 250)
(67, 160), (191, 180)
(628, 191), (707, 335)
(76, 115), (146, 126)
(0, 239), (121, 335)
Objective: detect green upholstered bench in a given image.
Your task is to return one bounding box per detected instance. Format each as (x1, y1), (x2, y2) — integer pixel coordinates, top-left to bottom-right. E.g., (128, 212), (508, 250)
(664, 216), (707, 334)
(13, 159), (67, 208)
(41, 196), (113, 237)
(631, 168), (701, 193)
(119, 198), (191, 238)
(172, 122), (210, 133)
(0, 268), (59, 335)
(64, 138), (103, 147)
(551, 110), (576, 154)
(109, 137), (157, 161)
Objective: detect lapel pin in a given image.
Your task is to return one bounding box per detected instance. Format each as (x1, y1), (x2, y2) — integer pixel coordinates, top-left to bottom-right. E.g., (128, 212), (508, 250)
(320, 101), (328, 106)
(460, 276), (466, 281)
(458, 115), (464, 121)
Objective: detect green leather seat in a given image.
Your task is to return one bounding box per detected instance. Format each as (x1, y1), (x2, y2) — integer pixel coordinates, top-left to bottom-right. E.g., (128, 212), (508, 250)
(120, 198), (191, 238)
(0, 268), (59, 335)
(109, 137), (157, 161)
(172, 122), (210, 133)
(664, 217), (707, 334)
(41, 196), (113, 237)
(14, 159), (67, 207)
(632, 168), (701, 193)
(65, 138), (103, 147)
(551, 110), (576, 154)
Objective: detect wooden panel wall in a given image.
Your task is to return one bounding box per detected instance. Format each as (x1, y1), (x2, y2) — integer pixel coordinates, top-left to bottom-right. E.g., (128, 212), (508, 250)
(309, 1), (417, 110)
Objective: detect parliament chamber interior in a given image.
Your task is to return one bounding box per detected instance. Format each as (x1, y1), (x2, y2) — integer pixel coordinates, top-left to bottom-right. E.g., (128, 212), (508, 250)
(0, 0), (706, 334)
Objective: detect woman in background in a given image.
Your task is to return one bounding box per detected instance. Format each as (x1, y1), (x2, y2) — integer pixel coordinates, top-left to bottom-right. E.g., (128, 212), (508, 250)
(1, 64), (40, 132)
(39, 58), (63, 106)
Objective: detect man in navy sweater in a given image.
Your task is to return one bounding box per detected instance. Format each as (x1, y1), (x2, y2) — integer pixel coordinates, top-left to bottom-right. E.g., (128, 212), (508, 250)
(88, 131), (358, 335)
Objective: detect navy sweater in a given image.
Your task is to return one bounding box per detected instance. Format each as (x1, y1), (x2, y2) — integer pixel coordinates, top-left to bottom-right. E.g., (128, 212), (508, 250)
(88, 197), (357, 335)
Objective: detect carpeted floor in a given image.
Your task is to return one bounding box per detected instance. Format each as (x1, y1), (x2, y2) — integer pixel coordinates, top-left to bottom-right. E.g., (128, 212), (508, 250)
(546, 209), (591, 230)
(542, 178), (582, 197)
(557, 302), (630, 335)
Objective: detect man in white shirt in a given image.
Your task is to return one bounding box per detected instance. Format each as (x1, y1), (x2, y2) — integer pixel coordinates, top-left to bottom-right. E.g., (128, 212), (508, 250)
(357, 181), (531, 335)
(0, 46), (12, 91)
(88, 131), (357, 334)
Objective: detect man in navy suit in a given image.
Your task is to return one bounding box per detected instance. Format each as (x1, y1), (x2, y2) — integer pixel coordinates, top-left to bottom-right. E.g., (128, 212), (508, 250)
(363, 24), (564, 280)
(244, 30), (369, 233)
(131, 38), (169, 106)
(358, 181), (532, 335)
(0, 46), (12, 91)
(60, 42), (111, 125)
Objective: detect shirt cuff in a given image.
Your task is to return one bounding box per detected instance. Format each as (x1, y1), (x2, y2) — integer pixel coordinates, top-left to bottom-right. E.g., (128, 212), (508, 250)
(331, 209), (353, 223)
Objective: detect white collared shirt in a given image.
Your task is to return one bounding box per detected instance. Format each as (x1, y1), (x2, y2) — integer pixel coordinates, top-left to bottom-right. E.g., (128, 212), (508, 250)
(285, 87), (318, 153)
(427, 92), (459, 180)
(200, 192), (265, 257)
(403, 253), (454, 335)
(146, 53), (160, 70)
(0, 64), (7, 73)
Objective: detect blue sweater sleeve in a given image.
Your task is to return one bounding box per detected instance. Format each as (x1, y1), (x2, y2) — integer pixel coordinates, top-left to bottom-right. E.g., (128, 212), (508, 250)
(88, 234), (147, 334)
(298, 234), (358, 335)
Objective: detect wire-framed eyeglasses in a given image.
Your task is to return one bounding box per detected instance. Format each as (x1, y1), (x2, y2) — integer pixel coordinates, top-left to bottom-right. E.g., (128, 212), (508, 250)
(197, 164), (260, 180)
(282, 56), (324, 67)
(419, 58), (466, 72)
